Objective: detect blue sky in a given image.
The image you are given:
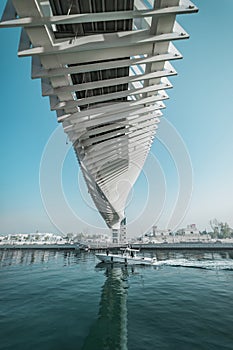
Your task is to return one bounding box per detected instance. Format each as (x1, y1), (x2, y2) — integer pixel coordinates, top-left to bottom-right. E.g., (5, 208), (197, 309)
(0, 0), (233, 236)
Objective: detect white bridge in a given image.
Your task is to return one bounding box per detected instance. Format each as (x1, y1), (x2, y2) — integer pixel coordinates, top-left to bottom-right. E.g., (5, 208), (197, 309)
(1, 0), (198, 232)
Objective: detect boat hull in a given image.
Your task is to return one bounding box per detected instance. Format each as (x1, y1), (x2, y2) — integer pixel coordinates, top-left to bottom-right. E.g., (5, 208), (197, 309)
(95, 253), (156, 266)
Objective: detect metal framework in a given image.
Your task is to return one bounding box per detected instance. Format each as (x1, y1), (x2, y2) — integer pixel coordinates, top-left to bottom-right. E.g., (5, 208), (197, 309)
(1, 0), (198, 229)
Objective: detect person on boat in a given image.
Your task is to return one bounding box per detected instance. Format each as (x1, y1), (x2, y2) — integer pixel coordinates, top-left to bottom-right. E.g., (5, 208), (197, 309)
(131, 251), (134, 258)
(106, 249), (110, 256)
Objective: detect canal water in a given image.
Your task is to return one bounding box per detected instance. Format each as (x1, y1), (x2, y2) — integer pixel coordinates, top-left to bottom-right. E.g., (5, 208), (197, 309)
(0, 249), (233, 350)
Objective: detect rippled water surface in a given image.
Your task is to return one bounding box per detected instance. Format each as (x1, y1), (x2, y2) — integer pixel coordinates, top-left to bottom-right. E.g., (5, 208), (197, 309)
(1, 249), (233, 350)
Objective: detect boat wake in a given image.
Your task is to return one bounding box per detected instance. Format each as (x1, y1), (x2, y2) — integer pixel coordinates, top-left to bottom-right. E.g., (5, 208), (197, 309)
(154, 259), (233, 271)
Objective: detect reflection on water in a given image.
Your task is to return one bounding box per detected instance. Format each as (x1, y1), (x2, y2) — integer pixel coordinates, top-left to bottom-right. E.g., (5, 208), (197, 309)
(149, 249), (233, 262)
(0, 249), (86, 268)
(81, 264), (131, 350)
(81, 249), (233, 349)
(1, 249), (233, 271)
(1, 249), (233, 268)
(0, 249), (233, 350)
(0, 249), (140, 350)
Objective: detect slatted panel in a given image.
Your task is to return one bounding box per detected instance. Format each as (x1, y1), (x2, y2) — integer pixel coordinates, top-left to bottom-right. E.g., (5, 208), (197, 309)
(0, 0), (198, 229)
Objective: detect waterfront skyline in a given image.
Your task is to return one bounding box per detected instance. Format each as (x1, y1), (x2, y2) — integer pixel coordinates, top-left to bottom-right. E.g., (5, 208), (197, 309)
(1, 0), (233, 236)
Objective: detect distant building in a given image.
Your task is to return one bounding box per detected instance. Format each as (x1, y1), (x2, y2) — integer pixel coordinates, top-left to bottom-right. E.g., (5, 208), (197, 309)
(0, 232), (67, 245)
(120, 218), (127, 243)
(112, 218), (127, 244)
(150, 226), (172, 237)
(176, 224), (199, 236)
(112, 229), (119, 244)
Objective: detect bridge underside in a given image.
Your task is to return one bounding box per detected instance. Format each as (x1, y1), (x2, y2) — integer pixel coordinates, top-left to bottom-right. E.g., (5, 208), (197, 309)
(1, 0), (198, 228)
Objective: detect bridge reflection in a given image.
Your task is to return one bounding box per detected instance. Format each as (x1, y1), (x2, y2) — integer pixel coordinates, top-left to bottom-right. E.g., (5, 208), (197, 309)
(81, 264), (139, 350)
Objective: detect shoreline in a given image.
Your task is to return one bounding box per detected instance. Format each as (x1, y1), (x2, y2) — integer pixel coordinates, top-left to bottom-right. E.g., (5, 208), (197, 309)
(131, 242), (233, 250)
(1, 242), (233, 251)
(0, 244), (79, 250)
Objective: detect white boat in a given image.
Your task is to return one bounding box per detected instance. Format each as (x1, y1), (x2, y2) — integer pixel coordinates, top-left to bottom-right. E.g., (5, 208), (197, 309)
(95, 247), (157, 266)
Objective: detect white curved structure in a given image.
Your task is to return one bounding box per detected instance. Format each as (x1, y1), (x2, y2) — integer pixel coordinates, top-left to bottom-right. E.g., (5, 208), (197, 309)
(1, 0), (198, 229)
